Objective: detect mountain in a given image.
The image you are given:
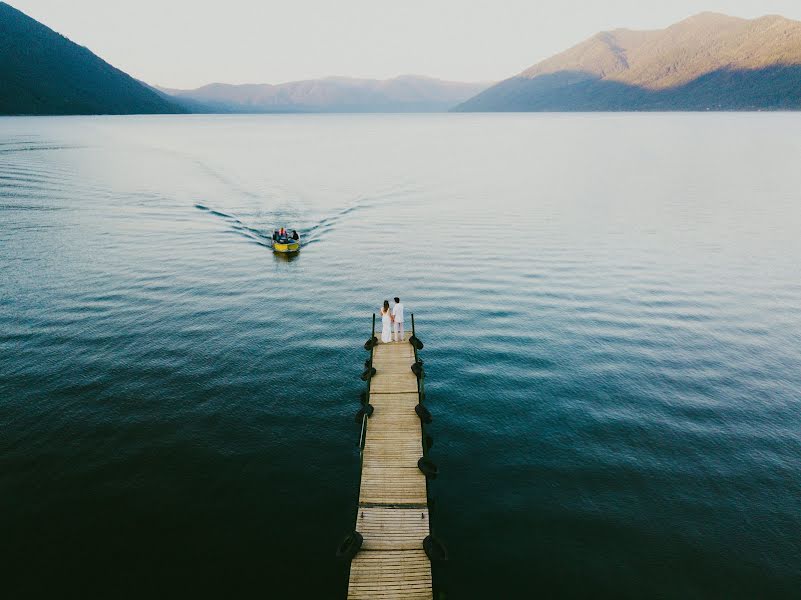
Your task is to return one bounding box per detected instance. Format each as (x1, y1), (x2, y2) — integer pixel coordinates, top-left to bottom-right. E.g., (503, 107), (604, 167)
(161, 76), (491, 113)
(0, 2), (483, 115)
(455, 12), (801, 111)
(0, 2), (185, 115)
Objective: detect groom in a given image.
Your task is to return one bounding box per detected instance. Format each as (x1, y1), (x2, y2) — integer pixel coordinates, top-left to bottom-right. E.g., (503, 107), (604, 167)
(392, 297), (405, 342)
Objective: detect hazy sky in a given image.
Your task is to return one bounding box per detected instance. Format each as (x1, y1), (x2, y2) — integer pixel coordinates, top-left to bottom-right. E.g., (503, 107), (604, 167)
(10, 0), (801, 88)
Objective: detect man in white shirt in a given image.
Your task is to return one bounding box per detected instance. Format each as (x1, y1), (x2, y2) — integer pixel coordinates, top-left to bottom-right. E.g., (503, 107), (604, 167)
(392, 297), (405, 342)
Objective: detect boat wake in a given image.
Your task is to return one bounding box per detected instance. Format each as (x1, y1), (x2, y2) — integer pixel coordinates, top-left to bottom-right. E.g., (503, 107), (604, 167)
(194, 185), (411, 252)
(194, 203), (275, 249)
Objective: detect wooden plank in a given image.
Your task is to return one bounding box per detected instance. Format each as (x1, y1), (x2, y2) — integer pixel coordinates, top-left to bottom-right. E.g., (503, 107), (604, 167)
(368, 396), (418, 411)
(367, 415), (420, 426)
(372, 349), (414, 357)
(359, 478), (426, 500)
(362, 439), (421, 447)
(355, 507), (430, 550)
(372, 349), (414, 358)
(348, 550), (432, 600)
(366, 418), (421, 432)
(368, 392), (419, 403)
(364, 433), (421, 442)
(370, 374), (419, 394)
(362, 458), (422, 469)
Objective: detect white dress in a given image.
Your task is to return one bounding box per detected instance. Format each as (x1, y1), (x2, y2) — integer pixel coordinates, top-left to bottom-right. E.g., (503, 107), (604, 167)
(380, 309), (392, 343)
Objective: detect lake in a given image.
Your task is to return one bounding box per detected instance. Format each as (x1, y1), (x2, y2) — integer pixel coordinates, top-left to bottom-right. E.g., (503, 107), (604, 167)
(1, 113), (800, 598)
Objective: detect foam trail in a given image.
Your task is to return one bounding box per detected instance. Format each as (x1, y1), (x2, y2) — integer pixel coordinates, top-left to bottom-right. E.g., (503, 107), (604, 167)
(194, 180), (418, 252)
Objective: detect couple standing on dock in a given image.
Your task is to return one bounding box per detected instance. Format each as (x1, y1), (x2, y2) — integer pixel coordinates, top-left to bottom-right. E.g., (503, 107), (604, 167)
(379, 297), (404, 344)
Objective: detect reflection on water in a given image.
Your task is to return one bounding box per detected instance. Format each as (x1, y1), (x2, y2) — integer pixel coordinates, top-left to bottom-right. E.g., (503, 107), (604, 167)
(1, 114), (800, 598)
(273, 250), (301, 263)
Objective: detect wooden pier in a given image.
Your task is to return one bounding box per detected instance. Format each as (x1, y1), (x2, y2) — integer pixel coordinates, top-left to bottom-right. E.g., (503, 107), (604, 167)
(347, 316), (433, 599)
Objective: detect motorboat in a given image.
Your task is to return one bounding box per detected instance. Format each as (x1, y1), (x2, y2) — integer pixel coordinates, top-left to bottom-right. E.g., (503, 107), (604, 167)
(272, 229), (300, 253)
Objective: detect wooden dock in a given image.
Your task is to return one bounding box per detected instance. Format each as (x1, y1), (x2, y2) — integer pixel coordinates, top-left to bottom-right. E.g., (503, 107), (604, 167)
(347, 317), (433, 599)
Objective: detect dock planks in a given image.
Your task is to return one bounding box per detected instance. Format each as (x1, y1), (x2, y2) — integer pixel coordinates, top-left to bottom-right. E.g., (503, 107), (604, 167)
(347, 326), (432, 599)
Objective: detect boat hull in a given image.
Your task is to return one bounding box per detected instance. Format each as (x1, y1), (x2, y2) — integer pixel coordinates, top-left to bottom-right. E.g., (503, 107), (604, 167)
(273, 240), (300, 253)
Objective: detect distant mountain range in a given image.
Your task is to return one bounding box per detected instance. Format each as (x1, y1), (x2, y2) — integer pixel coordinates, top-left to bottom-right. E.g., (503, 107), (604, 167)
(0, 2), (486, 115)
(4, 3), (801, 115)
(0, 2), (184, 115)
(159, 77), (490, 113)
(455, 13), (801, 111)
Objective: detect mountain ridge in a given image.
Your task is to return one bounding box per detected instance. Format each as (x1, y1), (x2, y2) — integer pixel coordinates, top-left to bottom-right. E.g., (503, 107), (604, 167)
(456, 12), (801, 112)
(4, 4), (801, 115)
(0, 2), (487, 115)
(160, 75), (491, 113)
(0, 1), (184, 115)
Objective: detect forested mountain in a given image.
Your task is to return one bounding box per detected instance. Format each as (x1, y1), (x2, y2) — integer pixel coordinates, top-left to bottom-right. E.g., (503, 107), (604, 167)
(0, 2), (184, 115)
(455, 13), (801, 111)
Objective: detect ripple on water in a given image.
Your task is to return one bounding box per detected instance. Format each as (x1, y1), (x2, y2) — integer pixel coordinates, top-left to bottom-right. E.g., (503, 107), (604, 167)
(2, 115), (801, 598)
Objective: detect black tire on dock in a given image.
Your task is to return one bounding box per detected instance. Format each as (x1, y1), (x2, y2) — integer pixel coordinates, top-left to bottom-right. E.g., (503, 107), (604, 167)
(415, 403), (432, 424)
(411, 361), (425, 378)
(363, 337), (378, 351)
(354, 404), (374, 423)
(418, 456), (439, 478)
(409, 335), (424, 350)
(336, 531), (364, 560)
(360, 367), (377, 381)
(423, 535), (448, 562)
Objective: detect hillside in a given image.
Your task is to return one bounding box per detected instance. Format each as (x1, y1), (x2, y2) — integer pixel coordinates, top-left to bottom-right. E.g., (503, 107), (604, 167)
(162, 76), (491, 113)
(0, 2), (184, 115)
(455, 12), (801, 111)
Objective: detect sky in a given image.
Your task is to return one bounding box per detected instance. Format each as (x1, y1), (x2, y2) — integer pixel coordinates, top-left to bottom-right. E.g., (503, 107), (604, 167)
(9, 0), (801, 89)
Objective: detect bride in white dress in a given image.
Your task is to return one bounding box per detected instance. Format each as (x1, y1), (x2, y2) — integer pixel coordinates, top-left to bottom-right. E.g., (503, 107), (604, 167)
(380, 299), (393, 343)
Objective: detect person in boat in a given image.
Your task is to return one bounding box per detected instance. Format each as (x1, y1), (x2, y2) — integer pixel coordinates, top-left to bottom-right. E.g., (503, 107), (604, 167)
(291, 230), (299, 241)
(272, 229), (279, 242)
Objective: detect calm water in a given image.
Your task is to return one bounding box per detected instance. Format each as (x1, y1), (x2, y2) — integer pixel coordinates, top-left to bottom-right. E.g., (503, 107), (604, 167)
(2, 114), (800, 598)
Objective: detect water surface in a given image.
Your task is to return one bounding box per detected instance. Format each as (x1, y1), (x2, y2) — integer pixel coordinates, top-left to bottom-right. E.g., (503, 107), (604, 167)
(2, 113), (800, 598)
